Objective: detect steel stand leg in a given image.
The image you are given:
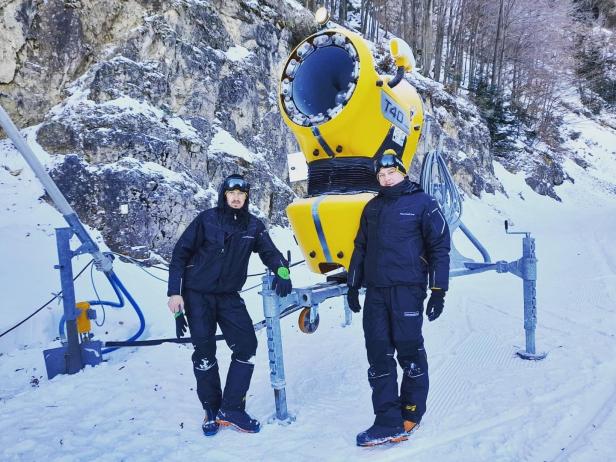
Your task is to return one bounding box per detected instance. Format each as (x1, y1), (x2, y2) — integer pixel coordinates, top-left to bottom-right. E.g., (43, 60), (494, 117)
(517, 236), (546, 360)
(56, 228), (83, 374)
(342, 290), (352, 327)
(261, 275), (294, 423)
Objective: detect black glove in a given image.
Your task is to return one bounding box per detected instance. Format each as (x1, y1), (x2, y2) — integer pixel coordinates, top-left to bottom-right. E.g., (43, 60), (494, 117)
(271, 267), (292, 297)
(426, 290), (445, 322)
(175, 311), (188, 338)
(347, 287), (362, 313)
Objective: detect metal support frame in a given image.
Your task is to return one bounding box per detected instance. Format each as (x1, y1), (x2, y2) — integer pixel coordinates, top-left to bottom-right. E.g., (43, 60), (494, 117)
(261, 274), (292, 423)
(1, 103), (146, 378)
(43, 228), (103, 379)
(518, 236), (540, 358)
(51, 228), (82, 375)
(506, 232), (545, 360)
(420, 147), (546, 361)
(452, 233), (545, 359)
(260, 277), (350, 423)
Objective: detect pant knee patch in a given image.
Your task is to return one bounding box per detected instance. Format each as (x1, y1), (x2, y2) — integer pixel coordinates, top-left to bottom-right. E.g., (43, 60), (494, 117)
(230, 341), (257, 362)
(367, 365), (391, 380)
(193, 357), (217, 372)
(403, 362), (425, 379)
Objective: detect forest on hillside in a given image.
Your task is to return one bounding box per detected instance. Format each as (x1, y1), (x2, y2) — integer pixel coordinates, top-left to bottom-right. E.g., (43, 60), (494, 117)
(301, 0), (616, 151)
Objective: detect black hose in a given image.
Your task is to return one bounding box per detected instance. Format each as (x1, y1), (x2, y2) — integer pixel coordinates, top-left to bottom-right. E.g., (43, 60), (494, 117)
(105, 337), (210, 347)
(388, 66), (405, 88)
(103, 303), (301, 348)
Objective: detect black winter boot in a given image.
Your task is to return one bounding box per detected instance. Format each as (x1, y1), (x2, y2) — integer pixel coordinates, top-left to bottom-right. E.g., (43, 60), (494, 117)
(216, 409), (261, 433)
(356, 423), (408, 447)
(218, 357), (259, 432)
(202, 406), (219, 437)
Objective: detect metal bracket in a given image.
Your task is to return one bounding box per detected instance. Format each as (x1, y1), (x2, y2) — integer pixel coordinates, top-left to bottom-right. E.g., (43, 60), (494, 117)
(44, 227), (104, 379)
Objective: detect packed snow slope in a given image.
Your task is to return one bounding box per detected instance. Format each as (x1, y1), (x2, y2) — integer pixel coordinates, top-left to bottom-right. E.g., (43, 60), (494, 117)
(1, 112), (616, 461)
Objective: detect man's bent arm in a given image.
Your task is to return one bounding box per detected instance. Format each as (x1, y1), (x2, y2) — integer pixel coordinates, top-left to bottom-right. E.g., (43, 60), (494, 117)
(254, 221), (288, 272)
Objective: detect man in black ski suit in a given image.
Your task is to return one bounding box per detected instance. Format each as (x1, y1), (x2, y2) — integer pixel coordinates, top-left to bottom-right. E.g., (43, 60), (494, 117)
(347, 153), (451, 447)
(167, 174), (293, 436)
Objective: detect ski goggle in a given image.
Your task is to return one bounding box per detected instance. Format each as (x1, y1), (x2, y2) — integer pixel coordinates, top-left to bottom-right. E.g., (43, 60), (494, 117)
(223, 177), (250, 193)
(374, 153), (407, 175)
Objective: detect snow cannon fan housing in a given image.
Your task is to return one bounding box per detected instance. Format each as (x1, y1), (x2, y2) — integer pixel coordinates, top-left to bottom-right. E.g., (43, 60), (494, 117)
(279, 29), (424, 275)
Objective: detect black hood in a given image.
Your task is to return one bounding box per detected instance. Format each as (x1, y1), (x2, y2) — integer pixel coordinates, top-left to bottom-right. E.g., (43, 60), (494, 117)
(217, 183), (250, 212)
(217, 177), (250, 231)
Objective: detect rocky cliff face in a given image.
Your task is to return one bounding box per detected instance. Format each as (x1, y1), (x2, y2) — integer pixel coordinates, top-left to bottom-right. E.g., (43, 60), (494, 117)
(1, 0), (314, 259)
(0, 0), (567, 261)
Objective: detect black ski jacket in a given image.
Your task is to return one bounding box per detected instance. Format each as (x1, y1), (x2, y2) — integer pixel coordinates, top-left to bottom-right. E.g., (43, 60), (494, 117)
(348, 178), (451, 291)
(167, 188), (287, 296)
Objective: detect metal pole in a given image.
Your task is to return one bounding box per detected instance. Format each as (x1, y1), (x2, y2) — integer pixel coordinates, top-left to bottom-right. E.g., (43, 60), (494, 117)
(261, 275), (290, 422)
(0, 105), (73, 215)
(0, 105), (112, 272)
(459, 222), (492, 263)
(523, 236), (537, 354)
(55, 228), (83, 374)
(342, 288), (352, 327)
(517, 235), (546, 360)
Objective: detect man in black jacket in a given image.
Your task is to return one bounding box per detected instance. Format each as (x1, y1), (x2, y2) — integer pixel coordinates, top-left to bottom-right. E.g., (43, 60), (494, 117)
(167, 174), (292, 436)
(347, 153), (451, 447)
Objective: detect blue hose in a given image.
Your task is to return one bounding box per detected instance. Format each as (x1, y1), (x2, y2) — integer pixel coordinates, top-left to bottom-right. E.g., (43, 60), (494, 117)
(58, 271), (146, 354)
(96, 272), (125, 308)
(58, 272), (124, 339)
(103, 272), (146, 354)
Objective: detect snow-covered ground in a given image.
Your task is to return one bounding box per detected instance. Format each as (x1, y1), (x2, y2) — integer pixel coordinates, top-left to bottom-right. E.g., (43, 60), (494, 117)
(1, 113), (616, 461)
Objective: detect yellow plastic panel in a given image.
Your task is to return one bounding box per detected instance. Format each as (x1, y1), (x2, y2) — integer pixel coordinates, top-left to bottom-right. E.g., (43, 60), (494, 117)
(287, 193), (375, 274)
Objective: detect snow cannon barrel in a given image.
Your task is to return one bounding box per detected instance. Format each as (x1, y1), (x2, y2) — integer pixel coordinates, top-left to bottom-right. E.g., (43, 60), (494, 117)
(279, 29), (424, 275)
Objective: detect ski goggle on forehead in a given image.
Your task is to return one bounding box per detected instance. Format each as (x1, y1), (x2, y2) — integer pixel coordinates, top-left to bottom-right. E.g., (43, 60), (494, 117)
(224, 177), (250, 193)
(374, 154), (406, 175)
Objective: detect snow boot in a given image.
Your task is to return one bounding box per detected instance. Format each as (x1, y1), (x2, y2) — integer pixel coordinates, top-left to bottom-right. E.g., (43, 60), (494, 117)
(404, 420), (419, 435)
(221, 358), (254, 411)
(356, 424), (408, 447)
(216, 409), (261, 433)
(202, 407), (219, 437)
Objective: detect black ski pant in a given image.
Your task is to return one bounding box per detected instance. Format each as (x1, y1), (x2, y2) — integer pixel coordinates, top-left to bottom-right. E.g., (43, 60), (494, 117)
(363, 285), (429, 427)
(183, 289), (258, 415)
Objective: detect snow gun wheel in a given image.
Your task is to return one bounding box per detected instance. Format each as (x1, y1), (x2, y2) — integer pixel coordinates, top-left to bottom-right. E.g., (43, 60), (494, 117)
(298, 307), (319, 334)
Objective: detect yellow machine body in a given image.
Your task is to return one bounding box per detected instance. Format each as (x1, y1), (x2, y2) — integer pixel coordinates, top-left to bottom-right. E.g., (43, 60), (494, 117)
(76, 301), (92, 334)
(279, 27), (424, 275)
(287, 193), (375, 274)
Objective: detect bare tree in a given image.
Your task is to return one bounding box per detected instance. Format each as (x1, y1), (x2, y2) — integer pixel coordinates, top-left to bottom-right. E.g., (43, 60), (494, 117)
(421, 0), (434, 73)
(490, 0), (504, 89)
(328, 0), (575, 140)
(338, 0), (348, 23)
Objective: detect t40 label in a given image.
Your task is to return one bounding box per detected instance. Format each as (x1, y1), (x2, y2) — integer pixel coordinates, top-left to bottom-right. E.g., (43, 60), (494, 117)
(381, 91), (410, 133)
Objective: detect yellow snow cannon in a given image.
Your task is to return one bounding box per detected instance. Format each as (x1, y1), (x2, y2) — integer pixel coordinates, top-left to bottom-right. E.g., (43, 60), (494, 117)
(279, 29), (424, 275)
